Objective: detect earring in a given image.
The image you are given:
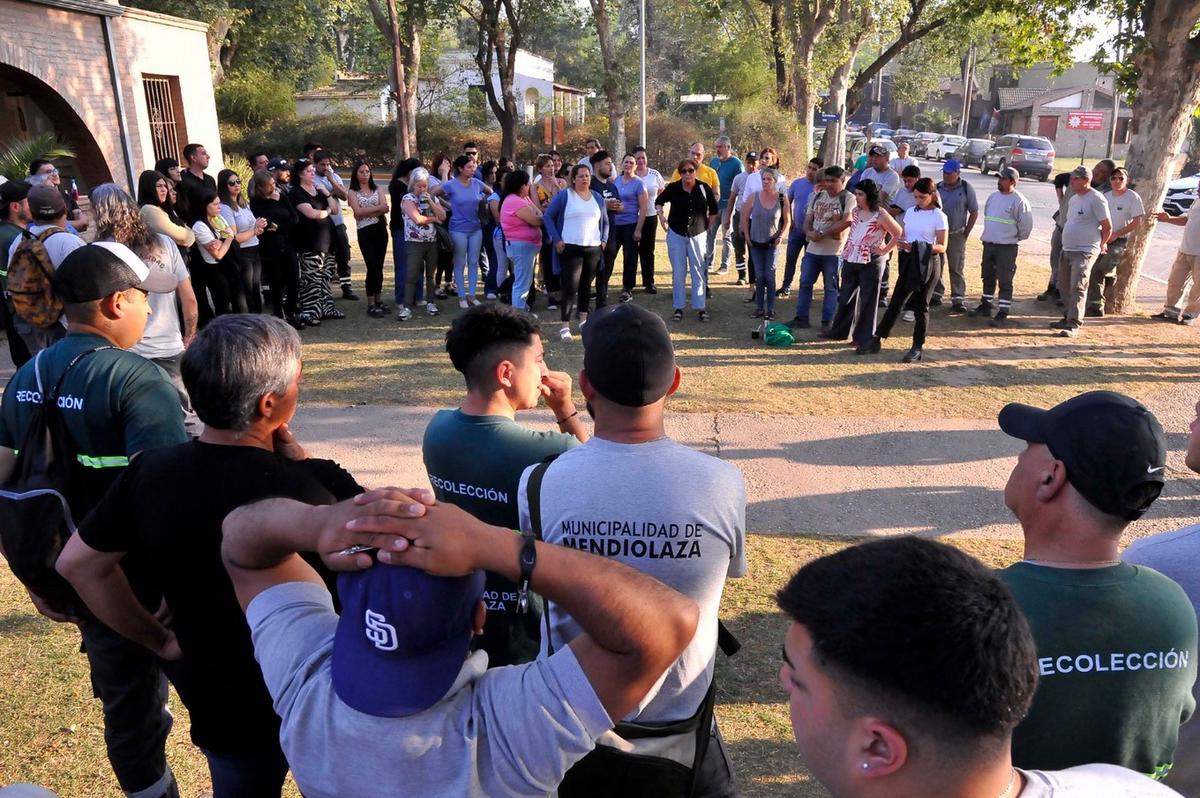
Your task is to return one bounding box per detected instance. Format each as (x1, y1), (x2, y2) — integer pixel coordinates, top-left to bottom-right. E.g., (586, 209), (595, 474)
(861, 762), (870, 770)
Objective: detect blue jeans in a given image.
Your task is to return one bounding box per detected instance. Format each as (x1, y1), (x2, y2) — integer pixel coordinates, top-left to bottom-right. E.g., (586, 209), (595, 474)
(392, 230), (423, 305)
(751, 245), (779, 311)
(201, 747), (289, 798)
(795, 253), (840, 323)
(782, 230), (807, 291)
(450, 228), (482, 297)
(507, 240), (540, 310)
(666, 229), (706, 310)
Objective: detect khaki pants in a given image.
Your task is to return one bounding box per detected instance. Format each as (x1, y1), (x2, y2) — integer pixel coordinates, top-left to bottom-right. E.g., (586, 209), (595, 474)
(1057, 250), (1096, 325)
(1164, 251), (1200, 318)
(933, 230), (967, 303)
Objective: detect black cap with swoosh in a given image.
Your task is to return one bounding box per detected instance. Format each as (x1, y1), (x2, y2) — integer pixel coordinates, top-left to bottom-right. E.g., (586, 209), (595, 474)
(999, 390), (1167, 520)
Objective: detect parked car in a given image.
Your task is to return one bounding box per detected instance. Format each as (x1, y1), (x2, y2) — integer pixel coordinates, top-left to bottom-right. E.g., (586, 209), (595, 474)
(892, 128), (920, 144)
(912, 132), (941, 156)
(866, 122), (890, 135)
(927, 134), (967, 161)
(1163, 174), (1200, 216)
(847, 137), (898, 169)
(952, 138), (994, 169)
(980, 135), (1055, 181)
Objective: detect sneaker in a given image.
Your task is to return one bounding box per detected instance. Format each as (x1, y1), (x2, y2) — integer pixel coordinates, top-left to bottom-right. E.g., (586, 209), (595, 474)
(486, 292), (498, 300)
(751, 308), (765, 318)
(458, 299), (469, 309)
(341, 286), (360, 300)
(435, 287), (448, 299)
(644, 285), (658, 294)
(672, 309), (684, 321)
(820, 322), (833, 335)
(970, 303), (994, 318)
(448, 285), (459, 297)
(948, 302), (967, 314)
(902, 347), (923, 363)
(288, 315), (306, 330)
(765, 311), (776, 321)
(990, 310), (1009, 327)
(776, 288), (790, 298)
(855, 338), (882, 355)
(559, 327), (572, 341)
(299, 311), (320, 327)
(736, 278), (747, 286)
(1151, 311), (1179, 322)
(1049, 318), (1071, 330)
(788, 317), (811, 329)
(467, 296), (482, 307)
(1085, 307), (1104, 318)
(698, 310), (710, 322)
(619, 291), (633, 303)
(426, 302), (439, 316)
(929, 296), (944, 307)
(397, 306), (413, 321)
(547, 302), (559, 311)
(1036, 288), (1058, 302)
(901, 310), (915, 322)
(367, 304), (385, 318)
(1181, 314), (1197, 326)
(1058, 326), (1080, 338)
(716, 266), (729, 275)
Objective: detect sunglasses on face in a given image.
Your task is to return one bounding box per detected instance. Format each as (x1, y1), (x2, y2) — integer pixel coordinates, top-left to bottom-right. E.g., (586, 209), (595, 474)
(227, 179), (241, 186)
(681, 168), (696, 173)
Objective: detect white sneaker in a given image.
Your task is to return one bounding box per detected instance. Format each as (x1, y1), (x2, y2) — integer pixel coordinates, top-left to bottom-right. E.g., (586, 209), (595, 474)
(458, 299), (469, 309)
(559, 327), (572, 341)
(902, 310), (915, 322)
(397, 306), (413, 321)
(485, 293), (498, 300)
(426, 302), (439, 316)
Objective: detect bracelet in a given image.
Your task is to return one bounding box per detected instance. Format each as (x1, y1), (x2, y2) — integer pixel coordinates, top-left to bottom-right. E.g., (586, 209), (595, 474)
(555, 410), (579, 424)
(517, 530), (537, 614)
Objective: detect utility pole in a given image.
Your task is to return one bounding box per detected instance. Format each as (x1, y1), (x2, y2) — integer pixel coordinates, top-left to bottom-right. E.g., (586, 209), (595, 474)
(639, 0), (647, 146)
(959, 44), (975, 137)
(1106, 15), (1123, 159)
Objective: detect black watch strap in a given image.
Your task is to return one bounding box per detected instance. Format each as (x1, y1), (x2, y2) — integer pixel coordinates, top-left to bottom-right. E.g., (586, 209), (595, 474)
(517, 530), (536, 614)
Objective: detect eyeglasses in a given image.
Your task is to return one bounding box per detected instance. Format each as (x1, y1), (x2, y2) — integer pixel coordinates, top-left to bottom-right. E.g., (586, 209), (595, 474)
(39, 167), (59, 176)
(680, 168), (696, 174)
(227, 179), (241, 186)
(1111, 175), (1127, 181)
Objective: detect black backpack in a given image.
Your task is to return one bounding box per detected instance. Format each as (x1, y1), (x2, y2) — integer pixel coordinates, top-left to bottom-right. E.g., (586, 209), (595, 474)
(0, 346), (112, 614)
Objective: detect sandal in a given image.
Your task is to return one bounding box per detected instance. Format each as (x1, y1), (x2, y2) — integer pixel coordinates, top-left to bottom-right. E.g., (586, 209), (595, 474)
(698, 310), (710, 322)
(671, 309), (684, 322)
(324, 308), (346, 319)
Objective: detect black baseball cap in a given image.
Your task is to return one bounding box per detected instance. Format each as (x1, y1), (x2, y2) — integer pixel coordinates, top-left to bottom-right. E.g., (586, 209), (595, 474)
(869, 145), (889, 157)
(999, 391), (1167, 520)
(1, 179), (32, 206)
(582, 304), (677, 407)
(54, 242), (179, 302)
(745, 151), (759, 162)
(267, 158), (291, 172)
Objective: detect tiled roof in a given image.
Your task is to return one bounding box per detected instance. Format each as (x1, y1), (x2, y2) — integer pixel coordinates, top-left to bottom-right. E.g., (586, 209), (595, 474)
(998, 88), (1044, 110)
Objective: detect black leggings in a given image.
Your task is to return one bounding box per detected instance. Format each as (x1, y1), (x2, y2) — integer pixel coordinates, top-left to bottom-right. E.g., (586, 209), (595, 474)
(559, 243), (602, 322)
(333, 224), (352, 285)
(637, 220), (657, 288)
(239, 246), (263, 313)
(260, 238), (300, 319)
(357, 222), (388, 297)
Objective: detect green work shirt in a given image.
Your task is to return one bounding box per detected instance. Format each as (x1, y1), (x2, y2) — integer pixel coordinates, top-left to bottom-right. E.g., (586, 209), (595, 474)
(0, 221), (26, 280)
(422, 409), (579, 667)
(999, 562), (1198, 780)
(0, 332), (188, 508)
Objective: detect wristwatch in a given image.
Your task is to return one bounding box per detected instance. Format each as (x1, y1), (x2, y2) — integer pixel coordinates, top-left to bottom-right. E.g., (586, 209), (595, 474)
(517, 530), (536, 614)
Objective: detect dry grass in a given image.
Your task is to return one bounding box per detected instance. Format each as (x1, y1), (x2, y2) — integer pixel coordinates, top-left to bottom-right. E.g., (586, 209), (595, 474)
(0, 535), (1024, 798)
(295, 238), (1194, 421)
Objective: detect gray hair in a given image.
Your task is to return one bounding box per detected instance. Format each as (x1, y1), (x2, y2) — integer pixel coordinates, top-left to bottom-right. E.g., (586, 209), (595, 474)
(181, 314), (302, 432)
(759, 167), (781, 183)
(715, 135), (731, 146)
(409, 167), (430, 185)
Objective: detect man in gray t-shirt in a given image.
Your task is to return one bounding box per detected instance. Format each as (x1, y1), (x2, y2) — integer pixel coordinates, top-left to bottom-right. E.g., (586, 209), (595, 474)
(1054, 166), (1111, 336)
(1086, 167), (1145, 317)
(519, 303), (746, 795)
(1123, 395), (1200, 796)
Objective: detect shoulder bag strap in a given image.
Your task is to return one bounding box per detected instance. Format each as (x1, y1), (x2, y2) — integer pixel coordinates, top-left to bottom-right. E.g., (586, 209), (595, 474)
(49, 346), (116, 403)
(525, 454), (558, 653)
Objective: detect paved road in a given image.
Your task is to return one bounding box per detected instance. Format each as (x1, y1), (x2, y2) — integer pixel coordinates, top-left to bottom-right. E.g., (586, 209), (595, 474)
(911, 161), (1182, 283)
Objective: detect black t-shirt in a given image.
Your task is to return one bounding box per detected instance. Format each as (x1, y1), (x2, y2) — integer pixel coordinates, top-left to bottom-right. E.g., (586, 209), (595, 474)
(656, 180), (718, 238)
(288, 185), (334, 254)
(77, 441), (361, 754)
(178, 170), (216, 223)
(389, 178), (408, 231)
(591, 176), (618, 221)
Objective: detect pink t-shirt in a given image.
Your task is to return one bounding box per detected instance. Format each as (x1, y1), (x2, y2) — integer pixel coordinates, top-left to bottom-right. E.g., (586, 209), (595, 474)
(500, 194), (542, 245)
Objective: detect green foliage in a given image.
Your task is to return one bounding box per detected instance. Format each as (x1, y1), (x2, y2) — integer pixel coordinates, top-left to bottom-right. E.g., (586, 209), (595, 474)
(915, 108), (955, 133)
(215, 67), (297, 129)
(225, 112), (397, 168)
(721, 95), (808, 174)
(686, 34), (774, 101)
(0, 134), (73, 181)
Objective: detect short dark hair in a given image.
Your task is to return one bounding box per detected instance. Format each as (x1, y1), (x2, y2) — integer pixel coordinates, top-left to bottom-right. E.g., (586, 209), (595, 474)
(182, 143), (204, 163)
(28, 158), (52, 176)
(822, 165), (846, 180)
(808, 157), (824, 168)
(1096, 158), (1117, 172)
(154, 158), (178, 175)
(589, 150), (611, 167)
(249, 152), (268, 166)
(392, 157), (422, 183)
(302, 142), (323, 157)
(631, 146), (647, 155)
(1054, 172), (1072, 189)
(568, 163), (592, 182)
(445, 304), (542, 390)
(584, 138), (601, 148)
(777, 537), (1037, 758)
(462, 141), (479, 151)
(854, 179), (881, 211)
(312, 149), (332, 165)
(901, 164), (922, 179)
(453, 154), (473, 172)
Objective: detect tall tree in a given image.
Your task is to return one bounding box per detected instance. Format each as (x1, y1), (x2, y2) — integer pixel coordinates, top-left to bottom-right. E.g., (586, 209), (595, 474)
(463, 0), (527, 158)
(1111, 0), (1200, 310)
(366, 0), (435, 158)
(590, 0), (627, 157)
(791, 0), (840, 158)
(815, 0), (873, 165)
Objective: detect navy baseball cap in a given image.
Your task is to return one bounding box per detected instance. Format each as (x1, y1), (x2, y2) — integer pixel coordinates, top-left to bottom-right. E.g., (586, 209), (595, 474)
(582, 303), (677, 407)
(332, 564), (486, 717)
(999, 391), (1167, 520)
(943, 159), (962, 173)
(868, 145), (889, 157)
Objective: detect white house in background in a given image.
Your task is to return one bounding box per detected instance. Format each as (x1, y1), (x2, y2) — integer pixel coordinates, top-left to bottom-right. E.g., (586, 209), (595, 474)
(419, 49), (587, 126)
(294, 77), (392, 124)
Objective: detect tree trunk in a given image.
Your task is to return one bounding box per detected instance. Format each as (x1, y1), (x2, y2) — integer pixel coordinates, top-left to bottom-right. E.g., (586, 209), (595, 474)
(790, 0), (837, 160)
(844, 6), (947, 117)
(767, 0), (792, 108)
(402, 15), (422, 157)
(208, 16), (234, 85)
(471, 0), (523, 159)
(816, 1), (869, 168)
(591, 0), (626, 156)
(1112, 1), (1200, 312)
(367, 0), (414, 159)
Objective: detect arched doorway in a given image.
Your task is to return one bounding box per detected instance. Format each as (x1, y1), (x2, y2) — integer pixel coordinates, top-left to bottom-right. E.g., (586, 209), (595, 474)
(0, 64), (112, 190)
(524, 87), (540, 125)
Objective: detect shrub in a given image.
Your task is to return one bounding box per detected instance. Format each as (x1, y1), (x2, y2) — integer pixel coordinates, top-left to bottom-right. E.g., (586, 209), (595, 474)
(720, 96), (808, 175)
(215, 67), (297, 130)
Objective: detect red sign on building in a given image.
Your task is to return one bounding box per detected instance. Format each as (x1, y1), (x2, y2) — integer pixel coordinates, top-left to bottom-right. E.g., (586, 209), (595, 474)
(1065, 111), (1105, 131)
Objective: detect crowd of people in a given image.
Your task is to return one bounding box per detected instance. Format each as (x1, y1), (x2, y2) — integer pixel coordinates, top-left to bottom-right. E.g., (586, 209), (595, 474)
(1, 131), (1200, 798)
